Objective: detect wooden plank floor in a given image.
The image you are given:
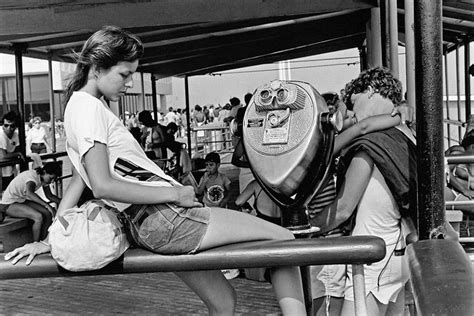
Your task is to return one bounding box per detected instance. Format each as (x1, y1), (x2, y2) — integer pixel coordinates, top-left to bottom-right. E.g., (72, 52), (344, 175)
(0, 272), (281, 315)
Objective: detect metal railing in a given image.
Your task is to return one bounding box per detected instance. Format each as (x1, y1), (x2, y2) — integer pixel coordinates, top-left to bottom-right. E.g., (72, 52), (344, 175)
(191, 124), (234, 157)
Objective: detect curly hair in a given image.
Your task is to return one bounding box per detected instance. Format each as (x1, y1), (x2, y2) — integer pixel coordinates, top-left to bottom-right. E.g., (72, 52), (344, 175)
(342, 67), (403, 110)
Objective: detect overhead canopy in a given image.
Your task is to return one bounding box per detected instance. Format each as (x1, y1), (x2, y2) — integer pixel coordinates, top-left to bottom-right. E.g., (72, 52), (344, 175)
(0, 0), (472, 78)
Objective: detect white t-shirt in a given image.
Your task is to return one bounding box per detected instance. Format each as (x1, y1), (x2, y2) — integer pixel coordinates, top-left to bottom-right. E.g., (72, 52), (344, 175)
(165, 111), (177, 125)
(27, 126), (47, 144)
(1, 169), (41, 204)
(0, 129), (19, 177)
(64, 91), (180, 211)
(345, 167), (409, 304)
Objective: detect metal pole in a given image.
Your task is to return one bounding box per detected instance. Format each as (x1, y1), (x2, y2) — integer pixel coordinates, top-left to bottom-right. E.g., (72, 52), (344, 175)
(14, 48), (27, 171)
(140, 72), (146, 111)
(352, 264), (368, 316)
(455, 46), (462, 139)
(151, 75), (158, 123)
(414, 0), (445, 240)
(404, 0), (416, 109)
(184, 76), (192, 159)
(388, 0), (399, 76)
(47, 56), (56, 153)
(380, 0), (389, 68)
(368, 8), (383, 67)
(464, 38), (471, 122)
(444, 53), (451, 148)
(358, 46), (367, 71)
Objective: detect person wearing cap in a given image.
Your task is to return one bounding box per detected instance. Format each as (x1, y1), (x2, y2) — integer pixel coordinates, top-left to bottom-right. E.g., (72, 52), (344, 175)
(196, 152), (231, 208)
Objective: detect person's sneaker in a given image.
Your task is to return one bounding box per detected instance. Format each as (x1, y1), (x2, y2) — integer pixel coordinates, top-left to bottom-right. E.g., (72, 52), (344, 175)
(222, 269), (240, 280)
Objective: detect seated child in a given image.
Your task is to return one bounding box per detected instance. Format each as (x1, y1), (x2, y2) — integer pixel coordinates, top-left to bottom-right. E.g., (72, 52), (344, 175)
(196, 152), (231, 208)
(0, 161), (61, 241)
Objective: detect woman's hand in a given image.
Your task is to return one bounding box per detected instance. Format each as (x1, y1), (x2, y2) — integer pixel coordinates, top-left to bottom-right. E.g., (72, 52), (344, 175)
(175, 186), (203, 208)
(4, 241), (50, 265)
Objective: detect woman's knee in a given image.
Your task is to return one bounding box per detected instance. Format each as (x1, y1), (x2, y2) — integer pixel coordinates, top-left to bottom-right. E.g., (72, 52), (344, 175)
(30, 212), (44, 224)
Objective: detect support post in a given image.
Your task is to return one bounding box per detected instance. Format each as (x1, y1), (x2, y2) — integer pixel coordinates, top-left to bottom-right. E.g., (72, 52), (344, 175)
(388, 0), (399, 76)
(414, 0), (445, 239)
(184, 76), (192, 159)
(352, 264), (368, 316)
(455, 47), (462, 139)
(47, 55), (56, 153)
(151, 75), (158, 123)
(464, 38), (471, 121)
(366, 8), (383, 67)
(14, 47), (27, 171)
(380, 0), (389, 68)
(404, 0), (416, 109)
(140, 72), (146, 111)
(358, 45), (367, 71)
(444, 53), (451, 147)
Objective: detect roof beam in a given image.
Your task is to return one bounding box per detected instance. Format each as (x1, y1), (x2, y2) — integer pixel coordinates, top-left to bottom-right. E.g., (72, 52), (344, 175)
(138, 13), (369, 77)
(180, 33), (365, 77)
(0, 0), (376, 36)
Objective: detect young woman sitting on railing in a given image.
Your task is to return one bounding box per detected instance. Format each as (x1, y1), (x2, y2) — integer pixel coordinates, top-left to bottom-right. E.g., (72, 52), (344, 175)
(4, 25), (306, 316)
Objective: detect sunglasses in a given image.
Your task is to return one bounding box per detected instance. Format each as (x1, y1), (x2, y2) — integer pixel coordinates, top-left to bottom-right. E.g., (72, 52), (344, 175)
(3, 123), (16, 128)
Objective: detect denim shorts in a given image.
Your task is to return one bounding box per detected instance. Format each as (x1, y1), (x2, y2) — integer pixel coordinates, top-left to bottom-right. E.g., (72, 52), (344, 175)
(120, 203), (210, 254)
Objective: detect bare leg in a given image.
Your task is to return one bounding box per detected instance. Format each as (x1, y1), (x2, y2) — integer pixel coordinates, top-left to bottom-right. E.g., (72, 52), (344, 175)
(175, 270), (236, 315)
(312, 296), (344, 316)
(24, 201), (53, 240)
(5, 203), (44, 241)
(199, 208), (306, 315)
(341, 293), (388, 316)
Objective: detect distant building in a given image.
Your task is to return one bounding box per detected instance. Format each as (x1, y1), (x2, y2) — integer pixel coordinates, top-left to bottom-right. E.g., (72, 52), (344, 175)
(0, 54), (173, 122)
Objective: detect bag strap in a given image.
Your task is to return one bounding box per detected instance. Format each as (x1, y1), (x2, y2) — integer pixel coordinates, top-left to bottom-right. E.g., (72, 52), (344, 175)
(57, 215), (69, 230)
(88, 206), (101, 221)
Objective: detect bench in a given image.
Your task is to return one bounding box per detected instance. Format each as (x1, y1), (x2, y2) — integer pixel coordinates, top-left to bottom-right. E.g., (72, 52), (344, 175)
(1, 236), (386, 315)
(0, 217), (33, 253)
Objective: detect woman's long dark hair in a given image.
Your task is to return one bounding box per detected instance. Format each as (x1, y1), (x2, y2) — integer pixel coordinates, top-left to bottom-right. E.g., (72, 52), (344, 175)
(64, 25), (144, 106)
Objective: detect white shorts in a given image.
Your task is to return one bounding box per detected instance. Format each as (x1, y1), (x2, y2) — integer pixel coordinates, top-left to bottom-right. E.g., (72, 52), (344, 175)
(310, 264), (346, 299)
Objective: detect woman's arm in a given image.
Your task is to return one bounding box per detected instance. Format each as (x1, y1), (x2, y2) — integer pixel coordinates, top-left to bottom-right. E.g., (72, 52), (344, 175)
(196, 172), (209, 195)
(231, 139), (250, 168)
(235, 180), (257, 206)
(311, 151), (374, 235)
(84, 141), (201, 208)
(334, 114), (401, 155)
(57, 167), (87, 215)
(42, 185), (61, 205)
(42, 130), (52, 152)
(219, 176), (232, 207)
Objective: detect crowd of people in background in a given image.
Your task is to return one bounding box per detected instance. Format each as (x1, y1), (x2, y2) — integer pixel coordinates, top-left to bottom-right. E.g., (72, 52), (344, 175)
(0, 56), (468, 315)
